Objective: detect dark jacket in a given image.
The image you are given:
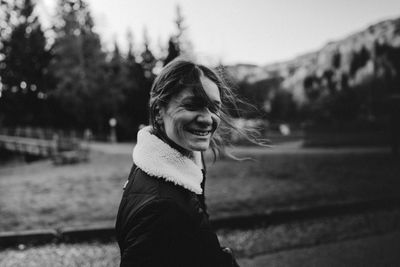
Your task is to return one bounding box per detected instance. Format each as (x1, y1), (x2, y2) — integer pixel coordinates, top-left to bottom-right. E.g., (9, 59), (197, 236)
(115, 163), (238, 267)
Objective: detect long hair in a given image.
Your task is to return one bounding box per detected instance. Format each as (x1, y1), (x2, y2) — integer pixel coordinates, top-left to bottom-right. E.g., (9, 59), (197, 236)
(149, 57), (267, 160)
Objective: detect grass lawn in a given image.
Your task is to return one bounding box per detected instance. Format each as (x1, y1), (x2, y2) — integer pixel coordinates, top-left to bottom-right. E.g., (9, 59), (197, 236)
(205, 152), (400, 218)
(1, 148), (400, 232)
(0, 152), (131, 231)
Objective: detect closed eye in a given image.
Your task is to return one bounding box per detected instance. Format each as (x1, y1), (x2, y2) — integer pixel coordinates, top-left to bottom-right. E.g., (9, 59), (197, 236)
(183, 102), (203, 111)
(208, 103), (221, 114)
(181, 97), (221, 113)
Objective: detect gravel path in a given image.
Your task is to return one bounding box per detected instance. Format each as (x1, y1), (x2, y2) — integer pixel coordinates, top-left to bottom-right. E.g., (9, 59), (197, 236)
(1, 207), (399, 267)
(0, 243), (120, 267)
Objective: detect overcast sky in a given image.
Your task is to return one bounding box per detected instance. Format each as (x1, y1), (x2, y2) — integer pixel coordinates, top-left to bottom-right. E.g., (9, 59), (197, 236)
(37, 0), (400, 66)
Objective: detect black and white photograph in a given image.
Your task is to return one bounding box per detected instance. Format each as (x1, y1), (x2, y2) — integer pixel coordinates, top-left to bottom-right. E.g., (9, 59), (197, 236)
(1, 0), (400, 266)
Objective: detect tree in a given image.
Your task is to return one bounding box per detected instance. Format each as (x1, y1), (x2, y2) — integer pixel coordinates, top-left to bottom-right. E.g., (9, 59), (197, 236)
(121, 31), (149, 139)
(106, 42), (127, 117)
(163, 37), (180, 66)
(163, 5), (192, 66)
(0, 0), (51, 126)
(126, 30), (146, 92)
(236, 77), (283, 119)
(349, 46), (370, 77)
(331, 50), (341, 69)
(104, 31), (151, 140)
(270, 90), (296, 122)
(106, 41), (136, 140)
(140, 28), (156, 81)
(49, 0), (108, 132)
(303, 75), (321, 101)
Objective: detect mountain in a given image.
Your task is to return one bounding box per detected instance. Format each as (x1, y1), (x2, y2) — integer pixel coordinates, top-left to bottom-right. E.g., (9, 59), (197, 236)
(225, 16), (400, 122)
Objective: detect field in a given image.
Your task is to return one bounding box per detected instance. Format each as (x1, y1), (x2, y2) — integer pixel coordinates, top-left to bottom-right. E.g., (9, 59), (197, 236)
(1, 144), (399, 232)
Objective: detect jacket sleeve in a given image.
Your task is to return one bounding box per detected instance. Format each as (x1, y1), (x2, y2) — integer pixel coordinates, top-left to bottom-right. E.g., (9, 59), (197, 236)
(119, 199), (236, 267)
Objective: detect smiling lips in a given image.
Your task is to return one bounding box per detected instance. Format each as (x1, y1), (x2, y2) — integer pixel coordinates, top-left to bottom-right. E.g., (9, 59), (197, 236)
(186, 129), (212, 136)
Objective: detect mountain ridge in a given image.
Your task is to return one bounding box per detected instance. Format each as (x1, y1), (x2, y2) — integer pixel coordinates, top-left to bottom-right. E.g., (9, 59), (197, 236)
(225, 16), (400, 122)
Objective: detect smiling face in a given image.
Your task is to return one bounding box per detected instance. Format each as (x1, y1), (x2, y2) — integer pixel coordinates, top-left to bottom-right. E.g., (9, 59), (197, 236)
(159, 76), (222, 153)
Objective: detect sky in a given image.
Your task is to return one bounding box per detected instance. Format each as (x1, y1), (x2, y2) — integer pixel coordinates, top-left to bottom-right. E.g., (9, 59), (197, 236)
(37, 0), (400, 66)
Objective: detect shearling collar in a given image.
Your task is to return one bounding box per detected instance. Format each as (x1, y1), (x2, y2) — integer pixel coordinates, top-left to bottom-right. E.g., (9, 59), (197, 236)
(132, 126), (203, 194)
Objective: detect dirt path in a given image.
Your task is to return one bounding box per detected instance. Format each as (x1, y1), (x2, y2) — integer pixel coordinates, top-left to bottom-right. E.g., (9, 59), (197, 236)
(89, 142), (135, 155)
(89, 140), (391, 156)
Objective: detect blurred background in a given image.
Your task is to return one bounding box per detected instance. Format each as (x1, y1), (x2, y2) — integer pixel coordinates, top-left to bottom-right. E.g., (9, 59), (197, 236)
(1, 0), (400, 266)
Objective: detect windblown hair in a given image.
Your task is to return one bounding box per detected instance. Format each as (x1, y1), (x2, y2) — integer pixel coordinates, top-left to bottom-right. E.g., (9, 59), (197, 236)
(149, 57), (267, 160)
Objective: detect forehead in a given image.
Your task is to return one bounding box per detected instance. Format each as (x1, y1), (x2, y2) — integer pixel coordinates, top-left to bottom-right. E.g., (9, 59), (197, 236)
(172, 76), (221, 103)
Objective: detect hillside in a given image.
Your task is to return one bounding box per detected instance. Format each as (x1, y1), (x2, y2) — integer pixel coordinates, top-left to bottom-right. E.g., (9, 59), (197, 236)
(226, 16), (400, 122)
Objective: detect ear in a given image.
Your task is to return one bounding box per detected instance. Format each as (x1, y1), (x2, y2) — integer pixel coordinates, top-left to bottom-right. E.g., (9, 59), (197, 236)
(154, 105), (165, 124)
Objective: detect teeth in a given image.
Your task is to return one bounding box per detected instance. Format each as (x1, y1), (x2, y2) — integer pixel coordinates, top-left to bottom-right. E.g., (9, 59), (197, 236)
(189, 130), (210, 136)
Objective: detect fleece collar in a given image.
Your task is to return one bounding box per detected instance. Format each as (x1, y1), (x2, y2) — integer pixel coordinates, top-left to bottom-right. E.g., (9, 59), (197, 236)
(132, 126), (203, 194)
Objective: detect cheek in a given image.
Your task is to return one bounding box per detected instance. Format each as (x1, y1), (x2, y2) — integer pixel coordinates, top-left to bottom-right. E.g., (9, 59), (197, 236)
(212, 114), (221, 130)
(168, 113), (190, 133)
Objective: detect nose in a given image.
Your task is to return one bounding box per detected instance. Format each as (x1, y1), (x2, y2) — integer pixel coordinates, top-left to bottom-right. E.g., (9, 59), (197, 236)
(196, 108), (213, 126)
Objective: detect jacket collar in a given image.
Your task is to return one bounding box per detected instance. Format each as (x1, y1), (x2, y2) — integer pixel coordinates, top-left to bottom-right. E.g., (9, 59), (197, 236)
(132, 126), (203, 194)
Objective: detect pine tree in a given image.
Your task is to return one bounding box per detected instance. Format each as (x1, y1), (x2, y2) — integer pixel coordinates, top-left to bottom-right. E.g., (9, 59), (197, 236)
(163, 37), (180, 66)
(140, 28), (156, 81)
(107, 42), (126, 117)
(49, 0), (107, 132)
(126, 30), (146, 91)
(163, 4), (193, 66)
(105, 32), (150, 140)
(125, 30), (148, 128)
(111, 33), (148, 140)
(0, 0), (51, 126)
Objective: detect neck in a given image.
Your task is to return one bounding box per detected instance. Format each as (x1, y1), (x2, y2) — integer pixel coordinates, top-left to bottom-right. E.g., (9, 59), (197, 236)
(153, 128), (192, 157)
(153, 128), (203, 168)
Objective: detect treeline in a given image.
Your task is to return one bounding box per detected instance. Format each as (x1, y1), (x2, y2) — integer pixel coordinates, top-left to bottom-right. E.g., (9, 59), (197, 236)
(0, 0), (187, 140)
(230, 24), (400, 127)
(301, 41), (400, 125)
(4, 0), (396, 141)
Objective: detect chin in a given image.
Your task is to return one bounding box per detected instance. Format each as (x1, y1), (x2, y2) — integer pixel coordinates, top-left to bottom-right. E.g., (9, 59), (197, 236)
(188, 142), (210, 152)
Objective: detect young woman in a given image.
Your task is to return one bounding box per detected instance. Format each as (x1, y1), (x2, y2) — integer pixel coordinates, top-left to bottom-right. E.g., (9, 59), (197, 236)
(115, 58), (251, 266)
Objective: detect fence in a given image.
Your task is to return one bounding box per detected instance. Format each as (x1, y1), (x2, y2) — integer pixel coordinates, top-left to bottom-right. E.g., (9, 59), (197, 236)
(0, 127), (90, 164)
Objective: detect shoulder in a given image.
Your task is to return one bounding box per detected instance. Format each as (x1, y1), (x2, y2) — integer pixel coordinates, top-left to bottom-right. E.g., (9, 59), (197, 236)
(121, 164), (197, 217)
(116, 167), (199, 244)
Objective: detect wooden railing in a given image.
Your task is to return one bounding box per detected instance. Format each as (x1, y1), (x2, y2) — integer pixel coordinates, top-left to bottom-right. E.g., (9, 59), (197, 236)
(0, 135), (57, 157)
(0, 127), (90, 164)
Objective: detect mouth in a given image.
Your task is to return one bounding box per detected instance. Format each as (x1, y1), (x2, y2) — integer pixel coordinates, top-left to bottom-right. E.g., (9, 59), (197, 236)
(186, 129), (212, 137)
